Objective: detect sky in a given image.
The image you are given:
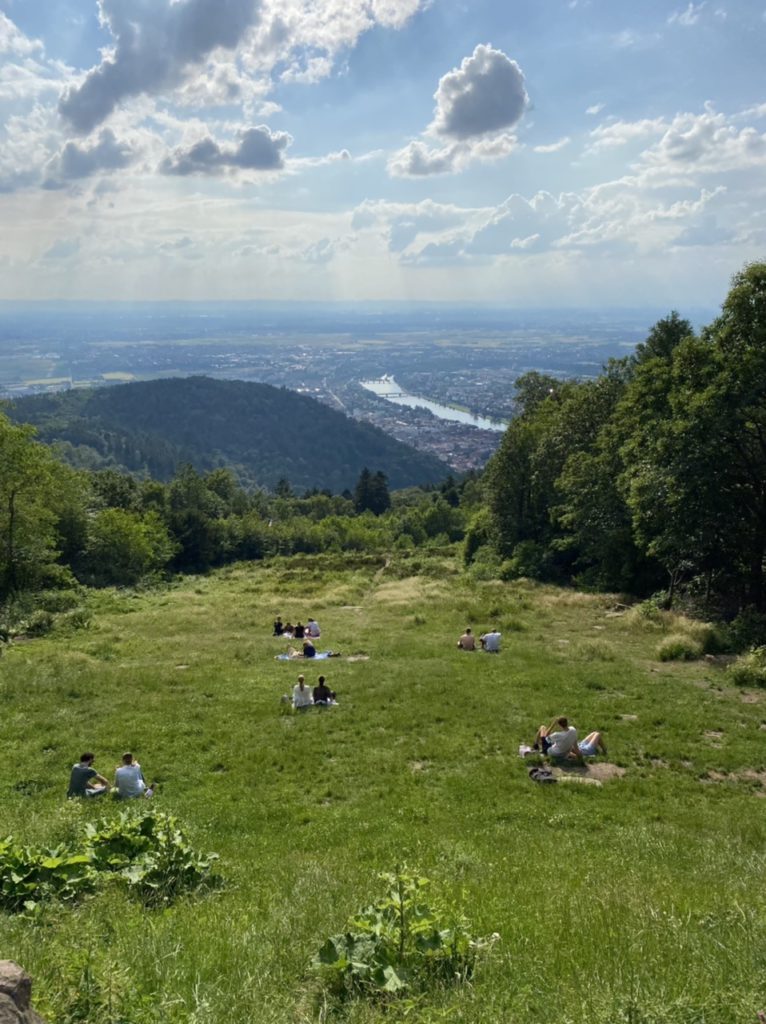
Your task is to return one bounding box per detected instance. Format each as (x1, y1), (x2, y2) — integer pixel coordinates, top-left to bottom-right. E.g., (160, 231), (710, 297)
(0, 0), (764, 306)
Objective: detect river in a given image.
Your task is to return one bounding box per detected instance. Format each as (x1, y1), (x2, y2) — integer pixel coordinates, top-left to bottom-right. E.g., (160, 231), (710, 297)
(360, 376), (507, 432)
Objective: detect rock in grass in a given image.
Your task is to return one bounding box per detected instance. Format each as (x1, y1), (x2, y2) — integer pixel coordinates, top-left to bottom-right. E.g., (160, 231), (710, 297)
(0, 962), (48, 1024)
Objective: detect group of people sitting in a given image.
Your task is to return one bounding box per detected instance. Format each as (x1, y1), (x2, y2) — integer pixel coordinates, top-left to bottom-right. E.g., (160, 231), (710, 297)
(67, 752), (156, 799)
(289, 674), (337, 708)
(457, 626), (502, 652)
(528, 717), (607, 763)
(273, 616), (321, 640)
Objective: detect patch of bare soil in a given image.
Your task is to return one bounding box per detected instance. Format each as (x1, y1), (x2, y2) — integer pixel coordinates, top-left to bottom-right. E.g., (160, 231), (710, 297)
(703, 768), (766, 795)
(346, 654), (369, 662)
(552, 762), (626, 784)
(620, 714), (638, 721)
(740, 692), (761, 704)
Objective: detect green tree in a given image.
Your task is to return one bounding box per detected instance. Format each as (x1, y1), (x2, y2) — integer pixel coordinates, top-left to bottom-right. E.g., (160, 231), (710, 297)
(0, 416), (63, 597)
(83, 508), (176, 586)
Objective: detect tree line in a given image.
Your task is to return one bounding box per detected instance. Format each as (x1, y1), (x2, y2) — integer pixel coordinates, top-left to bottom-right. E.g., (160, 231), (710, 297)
(477, 262), (766, 617)
(1, 261), (764, 633)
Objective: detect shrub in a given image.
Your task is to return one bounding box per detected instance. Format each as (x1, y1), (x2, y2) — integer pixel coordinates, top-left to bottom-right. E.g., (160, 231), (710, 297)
(723, 610), (766, 652)
(0, 838), (95, 914)
(0, 811), (219, 915)
(657, 634), (703, 661)
(313, 869), (495, 1005)
(726, 647), (766, 688)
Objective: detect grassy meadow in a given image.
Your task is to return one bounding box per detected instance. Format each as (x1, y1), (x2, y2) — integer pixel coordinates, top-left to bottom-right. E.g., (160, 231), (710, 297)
(2, 550), (766, 1023)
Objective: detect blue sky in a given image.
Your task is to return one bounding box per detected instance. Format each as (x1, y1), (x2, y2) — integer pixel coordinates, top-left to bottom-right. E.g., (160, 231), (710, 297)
(0, 0), (764, 305)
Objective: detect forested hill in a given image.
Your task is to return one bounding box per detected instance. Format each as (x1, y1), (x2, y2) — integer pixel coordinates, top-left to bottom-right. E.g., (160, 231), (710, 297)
(4, 376), (448, 492)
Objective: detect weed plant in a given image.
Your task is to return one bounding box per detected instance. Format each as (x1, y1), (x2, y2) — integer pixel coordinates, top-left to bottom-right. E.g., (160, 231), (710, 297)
(1, 550), (766, 1023)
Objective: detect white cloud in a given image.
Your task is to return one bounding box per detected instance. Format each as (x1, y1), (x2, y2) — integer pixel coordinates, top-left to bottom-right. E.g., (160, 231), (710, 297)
(668, 2), (706, 26)
(388, 44), (527, 177)
(533, 136), (571, 153)
(430, 44), (528, 140)
(0, 13), (43, 57)
(587, 117), (666, 153)
(586, 103), (605, 116)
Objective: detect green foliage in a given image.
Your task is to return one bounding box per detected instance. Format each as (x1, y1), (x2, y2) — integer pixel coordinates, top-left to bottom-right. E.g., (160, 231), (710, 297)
(726, 647), (766, 688)
(7, 376), (446, 493)
(83, 507), (177, 586)
(313, 869), (490, 1005)
(0, 838), (95, 914)
(86, 811), (220, 905)
(0, 811), (219, 915)
(657, 633), (703, 662)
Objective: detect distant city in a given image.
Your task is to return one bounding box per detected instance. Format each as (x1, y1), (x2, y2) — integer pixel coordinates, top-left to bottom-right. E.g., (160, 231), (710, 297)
(0, 303), (716, 473)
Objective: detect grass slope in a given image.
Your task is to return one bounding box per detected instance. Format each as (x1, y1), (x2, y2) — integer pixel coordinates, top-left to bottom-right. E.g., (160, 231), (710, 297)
(2, 551), (766, 1024)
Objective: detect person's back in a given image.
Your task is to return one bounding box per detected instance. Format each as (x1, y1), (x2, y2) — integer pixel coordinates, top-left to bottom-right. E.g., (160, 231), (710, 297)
(458, 629), (476, 651)
(313, 676), (335, 704)
(294, 623), (305, 639)
(481, 629), (501, 652)
(115, 754), (147, 799)
(67, 753), (109, 798)
(293, 675), (313, 707)
(547, 725), (578, 757)
(307, 618), (321, 638)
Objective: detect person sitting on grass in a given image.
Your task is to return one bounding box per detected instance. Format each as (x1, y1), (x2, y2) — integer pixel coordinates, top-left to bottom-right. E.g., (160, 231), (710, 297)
(313, 675), (336, 705)
(302, 638), (316, 658)
(283, 622), (294, 639)
(457, 627), (476, 650)
(273, 616), (284, 636)
(307, 617), (321, 638)
(480, 627), (501, 653)
(294, 622), (306, 640)
(293, 674), (313, 709)
(67, 752), (111, 798)
(532, 717), (583, 762)
(577, 731), (607, 758)
(114, 752), (155, 799)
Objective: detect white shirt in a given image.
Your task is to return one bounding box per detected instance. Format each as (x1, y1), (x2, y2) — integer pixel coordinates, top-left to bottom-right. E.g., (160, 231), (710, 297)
(547, 727), (578, 757)
(481, 631), (501, 652)
(115, 763), (146, 798)
(307, 620), (321, 637)
(293, 683), (313, 707)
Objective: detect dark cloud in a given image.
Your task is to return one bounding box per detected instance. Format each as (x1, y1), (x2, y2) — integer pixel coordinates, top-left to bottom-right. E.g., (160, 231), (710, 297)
(59, 0), (261, 133)
(432, 44), (527, 140)
(51, 128), (134, 182)
(160, 125), (291, 175)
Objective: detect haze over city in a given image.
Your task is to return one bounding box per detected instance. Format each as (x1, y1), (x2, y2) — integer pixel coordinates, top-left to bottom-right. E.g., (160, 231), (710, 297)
(1, 0), (764, 306)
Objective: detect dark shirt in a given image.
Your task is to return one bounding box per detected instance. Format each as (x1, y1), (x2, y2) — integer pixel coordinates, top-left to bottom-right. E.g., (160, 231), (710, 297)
(294, 625), (305, 639)
(313, 684), (334, 703)
(303, 641), (316, 658)
(67, 763), (97, 797)
(273, 620), (283, 636)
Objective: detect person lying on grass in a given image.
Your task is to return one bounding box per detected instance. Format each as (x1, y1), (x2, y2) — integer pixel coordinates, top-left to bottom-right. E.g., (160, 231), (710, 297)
(67, 752), (111, 798)
(532, 717), (584, 763)
(577, 731), (607, 758)
(313, 675), (336, 705)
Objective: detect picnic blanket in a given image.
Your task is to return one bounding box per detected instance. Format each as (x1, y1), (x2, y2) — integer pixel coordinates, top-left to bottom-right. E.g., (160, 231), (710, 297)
(275, 651), (336, 661)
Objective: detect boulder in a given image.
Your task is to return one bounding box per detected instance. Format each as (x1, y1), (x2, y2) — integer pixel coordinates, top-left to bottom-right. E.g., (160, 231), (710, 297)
(0, 963), (47, 1024)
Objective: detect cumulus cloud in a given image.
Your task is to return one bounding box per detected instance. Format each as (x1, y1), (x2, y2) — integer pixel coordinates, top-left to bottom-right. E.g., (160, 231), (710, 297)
(0, 13), (43, 57)
(431, 44), (527, 140)
(59, 0), (262, 133)
(388, 44), (527, 177)
(160, 124), (291, 174)
(45, 128), (135, 184)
